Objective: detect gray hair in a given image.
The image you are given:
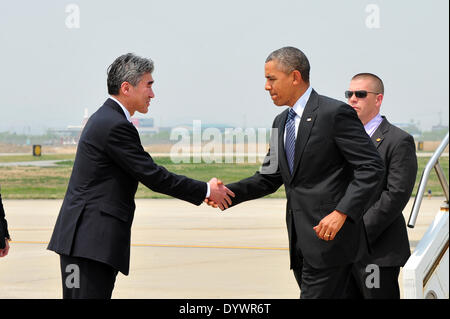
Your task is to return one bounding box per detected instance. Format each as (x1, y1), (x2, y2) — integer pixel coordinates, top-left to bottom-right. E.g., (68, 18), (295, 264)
(107, 53), (154, 95)
(265, 47), (310, 83)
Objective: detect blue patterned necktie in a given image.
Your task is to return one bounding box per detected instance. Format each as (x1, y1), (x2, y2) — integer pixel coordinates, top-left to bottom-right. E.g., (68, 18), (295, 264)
(285, 108), (297, 174)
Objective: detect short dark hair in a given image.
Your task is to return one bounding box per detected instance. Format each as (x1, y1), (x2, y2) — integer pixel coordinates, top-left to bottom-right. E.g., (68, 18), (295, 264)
(107, 53), (154, 95)
(352, 73), (384, 95)
(265, 46), (310, 83)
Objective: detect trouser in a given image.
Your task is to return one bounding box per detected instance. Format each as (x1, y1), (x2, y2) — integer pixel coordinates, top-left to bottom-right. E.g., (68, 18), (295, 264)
(59, 254), (118, 299)
(293, 259), (353, 299)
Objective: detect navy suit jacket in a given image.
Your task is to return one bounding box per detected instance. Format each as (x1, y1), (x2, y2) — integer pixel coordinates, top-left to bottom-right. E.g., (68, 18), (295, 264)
(48, 98), (207, 275)
(226, 90), (385, 269)
(361, 117), (417, 267)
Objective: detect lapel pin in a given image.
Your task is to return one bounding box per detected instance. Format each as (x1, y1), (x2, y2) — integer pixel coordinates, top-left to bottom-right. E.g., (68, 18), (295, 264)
(306, 118), (312, 122)
(376, 138), (381, 142)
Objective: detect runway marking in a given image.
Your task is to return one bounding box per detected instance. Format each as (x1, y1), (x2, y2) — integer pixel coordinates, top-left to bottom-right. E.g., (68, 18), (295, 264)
(10, 240), (288, 251)
(9, 228), (53, 231)
(131, 243), (288, 251)
(11, 241), (50, 245)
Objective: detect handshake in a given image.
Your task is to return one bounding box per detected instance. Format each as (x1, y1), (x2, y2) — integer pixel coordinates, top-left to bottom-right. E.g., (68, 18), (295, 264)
(206, 178), (235, 211)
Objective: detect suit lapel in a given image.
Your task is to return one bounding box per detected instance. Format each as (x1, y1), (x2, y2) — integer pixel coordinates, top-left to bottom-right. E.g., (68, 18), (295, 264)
(290, 90), (319, 181)
(370, 116), (390, 149)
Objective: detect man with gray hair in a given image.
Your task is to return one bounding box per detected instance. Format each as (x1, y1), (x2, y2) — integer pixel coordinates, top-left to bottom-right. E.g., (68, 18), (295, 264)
(207, 47), (384, 298)
(48, 53), (234, 299)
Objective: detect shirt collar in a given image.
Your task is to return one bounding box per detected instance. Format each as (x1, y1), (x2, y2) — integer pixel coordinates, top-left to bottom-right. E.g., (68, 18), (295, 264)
(292, 86), (312, 118)
(364, 113), (383, 137)
(109, 96), (132, 123)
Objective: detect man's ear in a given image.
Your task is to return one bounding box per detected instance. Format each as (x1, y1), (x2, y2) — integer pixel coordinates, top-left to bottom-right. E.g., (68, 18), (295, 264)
(120, 82), (131, 96)
(292, 70), (303, 85)
(376, 94), (383, 108)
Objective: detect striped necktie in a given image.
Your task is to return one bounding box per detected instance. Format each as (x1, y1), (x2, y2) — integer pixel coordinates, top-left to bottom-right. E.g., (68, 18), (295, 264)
(285, 108), (297, 174)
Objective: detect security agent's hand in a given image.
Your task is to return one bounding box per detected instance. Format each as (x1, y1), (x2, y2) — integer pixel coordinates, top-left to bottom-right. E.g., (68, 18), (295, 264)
(0, 238), (10, 257)
(313, 210), (347, 241)
(205, 178), (235, 211)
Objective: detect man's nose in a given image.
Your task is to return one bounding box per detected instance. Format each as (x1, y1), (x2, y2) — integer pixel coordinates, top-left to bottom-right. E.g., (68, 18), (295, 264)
(265, 82), (271, 91)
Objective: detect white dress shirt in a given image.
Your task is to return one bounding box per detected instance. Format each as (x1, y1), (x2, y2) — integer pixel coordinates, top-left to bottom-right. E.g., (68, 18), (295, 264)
(364, 113), (383, 137)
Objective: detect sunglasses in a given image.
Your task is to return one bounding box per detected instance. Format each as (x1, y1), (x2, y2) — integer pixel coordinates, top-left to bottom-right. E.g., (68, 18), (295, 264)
(345, 90), (380, 99)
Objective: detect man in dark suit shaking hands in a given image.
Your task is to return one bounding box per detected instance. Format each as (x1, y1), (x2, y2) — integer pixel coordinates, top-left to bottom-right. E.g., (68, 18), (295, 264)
(207, 47), (385, 298)
(48, 53), (234, 299)
(344, 73), (417, 299)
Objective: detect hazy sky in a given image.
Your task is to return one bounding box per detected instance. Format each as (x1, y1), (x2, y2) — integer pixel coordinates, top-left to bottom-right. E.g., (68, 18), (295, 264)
(1, 0), (448, 134)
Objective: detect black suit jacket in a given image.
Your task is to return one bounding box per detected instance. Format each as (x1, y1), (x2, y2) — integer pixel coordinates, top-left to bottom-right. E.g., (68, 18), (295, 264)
(0, 190), (10, 249)
(361, 117), (417, 267)
(48, 98), (207, 275)
(226, 90), (385, 269)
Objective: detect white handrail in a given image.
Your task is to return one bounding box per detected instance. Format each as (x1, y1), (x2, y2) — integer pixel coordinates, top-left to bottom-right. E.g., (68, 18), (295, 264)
(408, 133), (449, 228)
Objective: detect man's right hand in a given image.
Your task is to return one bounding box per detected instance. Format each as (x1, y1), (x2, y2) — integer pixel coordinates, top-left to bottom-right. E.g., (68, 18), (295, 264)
(207, 178), (235, 211)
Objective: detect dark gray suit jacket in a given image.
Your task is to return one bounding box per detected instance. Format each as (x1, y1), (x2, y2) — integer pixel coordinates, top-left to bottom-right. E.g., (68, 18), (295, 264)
(226, 90), (385, 269)
(0, 190), (10, 249)
(48, 98), (207, 275)
(362, 116), (417, 267)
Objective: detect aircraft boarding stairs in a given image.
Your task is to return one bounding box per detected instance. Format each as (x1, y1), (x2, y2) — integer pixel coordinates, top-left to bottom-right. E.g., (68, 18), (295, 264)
(403, 133), (449, 299)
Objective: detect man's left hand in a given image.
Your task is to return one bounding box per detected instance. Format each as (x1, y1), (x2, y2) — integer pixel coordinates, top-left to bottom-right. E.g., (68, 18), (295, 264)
(313, 210), (347, 241)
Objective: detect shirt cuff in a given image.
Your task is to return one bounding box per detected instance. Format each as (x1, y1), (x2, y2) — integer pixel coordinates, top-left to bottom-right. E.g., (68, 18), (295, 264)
(205, 182), (210, 199)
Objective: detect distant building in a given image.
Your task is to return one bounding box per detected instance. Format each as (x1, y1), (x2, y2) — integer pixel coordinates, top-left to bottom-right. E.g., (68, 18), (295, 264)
(431, 124), (448, 132)
(50, 109), (159, 145)
(132, 118), (159, 134)
(393, 122), (422, 138)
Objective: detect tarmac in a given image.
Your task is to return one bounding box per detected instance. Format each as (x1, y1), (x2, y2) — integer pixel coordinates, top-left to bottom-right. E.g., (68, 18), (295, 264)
(0, 197), (446, 299)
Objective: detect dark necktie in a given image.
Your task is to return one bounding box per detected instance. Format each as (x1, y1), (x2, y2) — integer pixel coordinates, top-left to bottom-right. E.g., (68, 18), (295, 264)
(285, 108), (297, 174)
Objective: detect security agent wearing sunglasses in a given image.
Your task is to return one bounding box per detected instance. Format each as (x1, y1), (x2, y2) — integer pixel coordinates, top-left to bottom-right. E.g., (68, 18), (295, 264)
(343, 73), (418, 299)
